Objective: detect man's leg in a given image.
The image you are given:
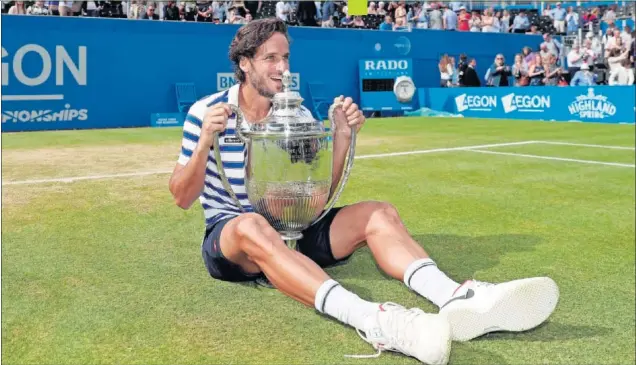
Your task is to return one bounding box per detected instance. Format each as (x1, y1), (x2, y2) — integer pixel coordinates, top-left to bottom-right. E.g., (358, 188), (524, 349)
(202, 212), (452, 364)
(326, 201), (560, 342)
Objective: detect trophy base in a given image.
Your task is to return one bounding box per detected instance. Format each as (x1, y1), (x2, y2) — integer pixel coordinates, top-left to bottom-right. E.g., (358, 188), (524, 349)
(280, 231), (303, 241)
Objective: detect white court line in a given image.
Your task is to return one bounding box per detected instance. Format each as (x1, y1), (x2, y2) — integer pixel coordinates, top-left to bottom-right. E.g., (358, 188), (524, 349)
(3, 141), (537, 186)
(356, 141), (536, 159)
(535, 141), (636, 151)
(467, 149), (635, 168)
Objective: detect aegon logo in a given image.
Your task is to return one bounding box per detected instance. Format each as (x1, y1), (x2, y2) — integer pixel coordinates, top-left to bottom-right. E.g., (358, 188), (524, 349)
(501, 93), (551, 113)
(2, 44), (87, 87)
(455, 94), (497, 112)
(217, 72), (300, 91)
(364, 60), (408, 71)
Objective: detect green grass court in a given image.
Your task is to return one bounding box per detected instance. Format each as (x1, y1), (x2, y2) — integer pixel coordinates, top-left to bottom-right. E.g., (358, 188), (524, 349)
(2, 117), (635, 364)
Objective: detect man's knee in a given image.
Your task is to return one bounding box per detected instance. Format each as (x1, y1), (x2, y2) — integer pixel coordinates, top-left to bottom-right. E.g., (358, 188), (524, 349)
(365, 201), (403, 233)
(232, 213), (281, 257)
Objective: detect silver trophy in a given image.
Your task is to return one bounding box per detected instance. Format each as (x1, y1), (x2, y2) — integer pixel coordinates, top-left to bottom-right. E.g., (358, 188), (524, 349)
(213, 70), (356, 252)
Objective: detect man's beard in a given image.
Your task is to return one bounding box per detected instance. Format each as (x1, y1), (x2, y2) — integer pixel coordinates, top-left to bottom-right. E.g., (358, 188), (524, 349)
(249, 70), (277, 99)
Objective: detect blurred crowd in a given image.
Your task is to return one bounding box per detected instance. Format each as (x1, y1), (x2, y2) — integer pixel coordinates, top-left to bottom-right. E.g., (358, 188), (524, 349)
(439, 25), (634, 88)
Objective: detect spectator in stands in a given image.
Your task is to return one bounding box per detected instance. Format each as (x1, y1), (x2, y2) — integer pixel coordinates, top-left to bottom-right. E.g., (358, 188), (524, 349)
(469, 10), (481, 32)
(196, 1), (213, 22)
(27, 1), (49, 15)
(601, 4), (616, 26)
(551, 2), (567, 34)
(128, 1), (144, 19)
(542, 33), (563, 59)
(340, 11), (353, 26)
(212, 1), (226, 22)
(414, 5), (429, 29)
(457, 54), (468, 85)
(463, 58), (481, 87)
(542, 3), (552, 18)
(163, 1), (179, 21)
(296, 1), (318, 27)
(609, 59), (634, 85)
(607, 47), (630, 74)
(621, 26), (633, 53)
(439, 55), (453, 87)
(565, 6), (579, 35)
(522, 46), (535, 65)
(543, 54), (563, 86)
(428, 3), (443, 30)
(567, 43), (585, 76)
(394, 1), (407, 27)
(581, 39), (598, 68)
(141, 4), (159, 20)
(379, 15), (392, 30)
(442, 3), (457, 31)
(8, 1), (26, 14)
(488, 54), (513, 87)
(276, 0), (290, 22)
(582, 9), (597, 27)
(570, 63), (597, 86)
(457, 7), (470, 31)
(500, 10), (511, 33)
(368, 1), (377, 15)
(58, 0), (73, 16)
(526, 24), (541, 35)
(353, 15), (365, 27)
(377, 1), (387, 16)
(511, 11), (530, 33)
(512, 53), (529, 86)
(604, 29), (622, 56)
(539, 43), (551, 60)
(481, 9), (497, 33)
(528, 54), (546, 86)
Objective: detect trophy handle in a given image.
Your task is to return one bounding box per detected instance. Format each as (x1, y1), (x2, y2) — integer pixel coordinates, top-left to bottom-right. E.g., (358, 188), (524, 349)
(212, 103), (247, 213)
(311, 101), (356, 226)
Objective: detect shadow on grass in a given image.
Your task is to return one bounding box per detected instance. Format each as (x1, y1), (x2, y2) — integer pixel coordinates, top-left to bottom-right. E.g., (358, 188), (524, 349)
(329, 234), (544, 281)
(475, 320), (613, 342)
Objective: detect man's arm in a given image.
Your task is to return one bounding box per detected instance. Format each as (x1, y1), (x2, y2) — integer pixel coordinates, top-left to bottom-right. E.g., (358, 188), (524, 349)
(169, 102), (231, 209)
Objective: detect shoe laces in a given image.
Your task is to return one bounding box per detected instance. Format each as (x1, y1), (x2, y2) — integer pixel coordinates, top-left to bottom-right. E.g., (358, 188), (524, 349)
(470, 279), (495, 289)
(344, 302), (423, 359)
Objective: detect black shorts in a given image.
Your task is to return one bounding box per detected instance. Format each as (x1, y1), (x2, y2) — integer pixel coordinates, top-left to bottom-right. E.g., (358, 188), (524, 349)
(201, 207), (351, 282)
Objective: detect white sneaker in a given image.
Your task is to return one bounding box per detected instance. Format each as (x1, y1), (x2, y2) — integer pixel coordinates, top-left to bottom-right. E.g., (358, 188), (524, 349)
(348, 302), (452, 365)
(439, 277), (560, 342)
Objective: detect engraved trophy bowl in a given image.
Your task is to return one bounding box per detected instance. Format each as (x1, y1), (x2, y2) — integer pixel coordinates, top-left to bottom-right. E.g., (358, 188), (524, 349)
(213, 70), (356, 252)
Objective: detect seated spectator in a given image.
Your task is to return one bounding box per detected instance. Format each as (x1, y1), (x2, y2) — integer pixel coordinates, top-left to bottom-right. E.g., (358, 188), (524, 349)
(379, 15), (393, 30)
(481, 9), (497, 33)
(462, 58), (481, 87)
(608, 59), (634, 85)
(27, 1), (49, 15)
(539, 44), (552, 60)
(488, 54), (513, 87)
(141, 5), (159, 20)
(528, 54), (546, 86)
(522, 46), (535, 65)
(601, 4), (617, 26)
(393, 17), (409, 31)
(512, 53), (529, 86)
(8, 1), (26, 14)
(570, 63), (597, 86)
(512, 11), (530, 33)
(582, 10), (597, 27)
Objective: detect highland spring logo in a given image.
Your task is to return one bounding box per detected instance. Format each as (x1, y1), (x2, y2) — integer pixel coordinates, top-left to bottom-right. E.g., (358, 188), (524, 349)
(568, 88), (617, 119)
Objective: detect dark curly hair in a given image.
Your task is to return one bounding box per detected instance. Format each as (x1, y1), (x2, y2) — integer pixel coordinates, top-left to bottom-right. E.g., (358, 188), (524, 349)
(229, 18), (290, 83)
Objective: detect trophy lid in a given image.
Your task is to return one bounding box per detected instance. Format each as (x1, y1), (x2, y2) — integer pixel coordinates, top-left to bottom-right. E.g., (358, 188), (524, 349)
(239, 70), (326, 138)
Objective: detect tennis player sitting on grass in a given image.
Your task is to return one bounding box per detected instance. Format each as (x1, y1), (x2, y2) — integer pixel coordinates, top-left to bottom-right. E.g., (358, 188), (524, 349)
(169, 18), (560, 365)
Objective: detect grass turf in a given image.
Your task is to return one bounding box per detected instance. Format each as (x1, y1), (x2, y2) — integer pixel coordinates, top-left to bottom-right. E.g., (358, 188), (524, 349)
(2, 117), (635, 365)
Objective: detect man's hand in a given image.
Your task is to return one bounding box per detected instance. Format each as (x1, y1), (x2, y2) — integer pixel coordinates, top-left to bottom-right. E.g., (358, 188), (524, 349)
(198, 103), (233, 149)
(331, 96), (365, 139)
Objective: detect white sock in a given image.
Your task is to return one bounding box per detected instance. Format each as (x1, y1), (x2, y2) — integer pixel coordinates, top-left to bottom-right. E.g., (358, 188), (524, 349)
(314, 279), (380, 331)
(404, 258), (461, 308)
